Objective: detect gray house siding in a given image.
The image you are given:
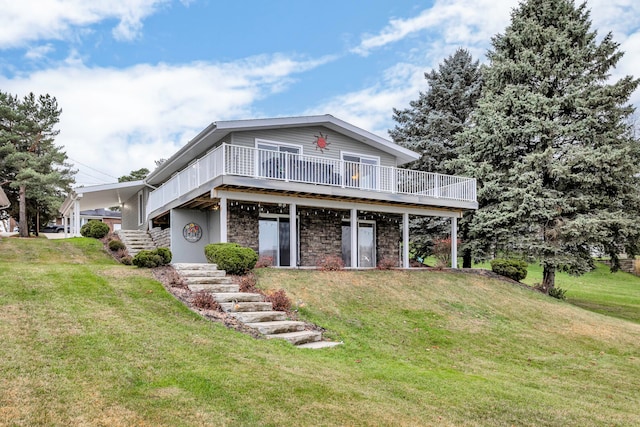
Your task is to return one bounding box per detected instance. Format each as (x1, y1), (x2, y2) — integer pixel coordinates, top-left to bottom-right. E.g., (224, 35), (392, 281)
(121, 188), (148, 231)
(229, 126), (397, 167)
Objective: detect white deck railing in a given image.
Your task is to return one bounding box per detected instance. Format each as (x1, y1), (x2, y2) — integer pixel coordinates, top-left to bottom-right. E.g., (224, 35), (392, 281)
(147, 143), (476, 216)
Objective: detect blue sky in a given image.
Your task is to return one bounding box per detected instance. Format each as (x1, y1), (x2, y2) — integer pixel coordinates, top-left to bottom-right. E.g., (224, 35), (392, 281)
(1, 0), (639, 185)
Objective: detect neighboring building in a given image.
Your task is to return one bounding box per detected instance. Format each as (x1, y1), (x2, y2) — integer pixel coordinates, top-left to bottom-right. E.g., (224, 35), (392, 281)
(61, 115), (477, 267)
(79, 209), (122, 232)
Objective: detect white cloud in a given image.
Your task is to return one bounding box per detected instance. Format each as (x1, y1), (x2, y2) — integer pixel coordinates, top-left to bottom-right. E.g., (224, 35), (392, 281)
(352, 0), (514, 56)
(332, 0), (640, 142)
(0, 54), (331, 184)
(24, 44), (55, 60)
(0, 0), (172, 48)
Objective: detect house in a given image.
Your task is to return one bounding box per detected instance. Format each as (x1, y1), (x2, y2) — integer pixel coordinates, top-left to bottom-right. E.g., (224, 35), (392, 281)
(78, 209), (122, 232)
(60, 115), (477, 267)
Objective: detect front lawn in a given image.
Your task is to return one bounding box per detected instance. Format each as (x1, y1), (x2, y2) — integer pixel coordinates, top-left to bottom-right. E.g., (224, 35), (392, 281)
(1, 237), (639, 426)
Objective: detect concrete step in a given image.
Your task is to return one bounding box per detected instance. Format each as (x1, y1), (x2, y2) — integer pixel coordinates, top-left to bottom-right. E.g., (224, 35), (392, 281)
(213, 292), (264, 303)
(297, 341), (343, 349)
(174, 269), (226, 277)
(220, 302), (273, 312)
(266, 330), (322, 345)
(245, 320), (305, 334)
(188, 284), (240, 293)
(228, 311), (287, 323)
(184, 276), (234, 285)
(173, 263), (219, 270)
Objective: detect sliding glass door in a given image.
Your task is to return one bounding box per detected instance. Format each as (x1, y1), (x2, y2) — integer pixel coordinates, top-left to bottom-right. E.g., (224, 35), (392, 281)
(259, 217), (291, 267)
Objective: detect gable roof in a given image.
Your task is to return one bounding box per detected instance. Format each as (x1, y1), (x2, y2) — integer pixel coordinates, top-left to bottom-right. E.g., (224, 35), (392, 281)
(146, 114), (419, 185)
(0, 186), (9, 210)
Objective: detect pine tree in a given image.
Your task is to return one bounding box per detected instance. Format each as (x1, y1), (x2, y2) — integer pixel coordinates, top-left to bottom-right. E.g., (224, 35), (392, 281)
(390, 48), (483, 266)
(459, 0), (640, 290)
(0, 92), (75, 237)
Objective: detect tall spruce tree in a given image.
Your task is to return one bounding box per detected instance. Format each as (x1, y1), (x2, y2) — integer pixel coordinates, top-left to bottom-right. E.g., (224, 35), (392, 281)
(0, 92), (75, 237)
(390, 48), (483, 266)
(458, 0), (640, 290)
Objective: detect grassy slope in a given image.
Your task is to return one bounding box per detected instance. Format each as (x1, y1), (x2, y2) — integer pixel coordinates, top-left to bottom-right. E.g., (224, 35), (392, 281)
(521, 262), (640, 323)
(0, 237), (639, 426)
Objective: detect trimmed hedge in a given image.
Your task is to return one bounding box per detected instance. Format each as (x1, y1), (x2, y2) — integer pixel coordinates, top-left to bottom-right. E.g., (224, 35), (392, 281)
(133, 248), (172, 268)
(204, 243), (258, 275)
(490, 258), (528, 282)
(108, 239), (126, 252)
(80, 221), (110, 239)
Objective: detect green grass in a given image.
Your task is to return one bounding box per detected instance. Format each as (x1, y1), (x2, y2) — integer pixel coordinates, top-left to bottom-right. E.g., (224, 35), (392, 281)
(1, 237), (640, 426)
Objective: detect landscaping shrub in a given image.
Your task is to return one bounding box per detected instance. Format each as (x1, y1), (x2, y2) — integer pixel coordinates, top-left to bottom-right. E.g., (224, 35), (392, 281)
(80, 221), (110, 239)
(433, 238), (452, 266)
(490, 258), (528, 281)
(377, 257), (397, 270)
(548, 287), (567, 300)
(155, 247), (172, 264)
(238, 273), (259, 293)
(204, 243), (258, 275)
(317, 255), (344, 271)
(132, 248), (173, 268)
(255, 256), (274, 268)
(264, 289), (291, 312)
(192, 291), (221, 311)
(108, 239), (126, 252)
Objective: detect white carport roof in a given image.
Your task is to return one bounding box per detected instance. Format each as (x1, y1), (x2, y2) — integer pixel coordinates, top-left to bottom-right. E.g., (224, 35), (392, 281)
(60, 180), (145, 216)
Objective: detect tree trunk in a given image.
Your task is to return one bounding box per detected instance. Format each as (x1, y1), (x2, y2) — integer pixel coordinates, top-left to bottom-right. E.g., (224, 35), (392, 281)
(462, 248), (472, 268)
(542, 265), (555, 293)
(18, 184), (28, 238)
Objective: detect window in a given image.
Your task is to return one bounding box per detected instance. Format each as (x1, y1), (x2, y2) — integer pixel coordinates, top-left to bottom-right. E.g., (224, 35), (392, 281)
(137, 191), (144, 226)
(255, 140), (302, 180)
(341, 152), (380, 190)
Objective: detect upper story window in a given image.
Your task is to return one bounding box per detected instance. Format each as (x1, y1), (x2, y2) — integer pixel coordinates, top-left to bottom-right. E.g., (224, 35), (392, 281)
(255, 139), (302, 180)
(342, 152), (380, 190)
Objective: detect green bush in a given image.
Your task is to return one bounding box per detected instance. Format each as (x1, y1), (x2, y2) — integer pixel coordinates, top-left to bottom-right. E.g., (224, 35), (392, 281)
(155, 247), (172, 264)
(548, 287), (567, 300)
(80, 221), (110, 239)
(490, 258), (528, 282)
(108, 239), (126, 252)
(204, 243), (258, 275)
(132, 248), (173, 268)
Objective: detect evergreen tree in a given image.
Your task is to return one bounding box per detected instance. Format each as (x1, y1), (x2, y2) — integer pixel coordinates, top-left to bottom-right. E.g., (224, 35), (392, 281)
(458, 0), (640, 290)
(390, 48), (483, 266)
(0, 92), (75, 237)
(118, 167), (150, 182)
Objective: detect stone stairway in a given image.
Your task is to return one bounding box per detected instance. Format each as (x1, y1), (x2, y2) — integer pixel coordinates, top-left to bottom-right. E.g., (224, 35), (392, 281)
(115, 230), (157, 256)
(172, 263), (341, 348)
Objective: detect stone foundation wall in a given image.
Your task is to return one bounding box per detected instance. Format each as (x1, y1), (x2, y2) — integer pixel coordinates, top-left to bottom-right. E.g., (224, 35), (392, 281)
(149, 227), (170, 248)
(223, 202), (402, 268)
(298, 208), (345, 266)
(227, 202), (260, 252)
(375, 214), (402, 267)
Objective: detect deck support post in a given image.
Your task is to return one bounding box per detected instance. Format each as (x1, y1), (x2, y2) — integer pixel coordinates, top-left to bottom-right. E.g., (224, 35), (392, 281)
(350, 208), (358, 268)
(220, 196), (227, 243)
(403, 213), (410, 268)
(289, 203), (297, 267)
(451, 216), (458, 269)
